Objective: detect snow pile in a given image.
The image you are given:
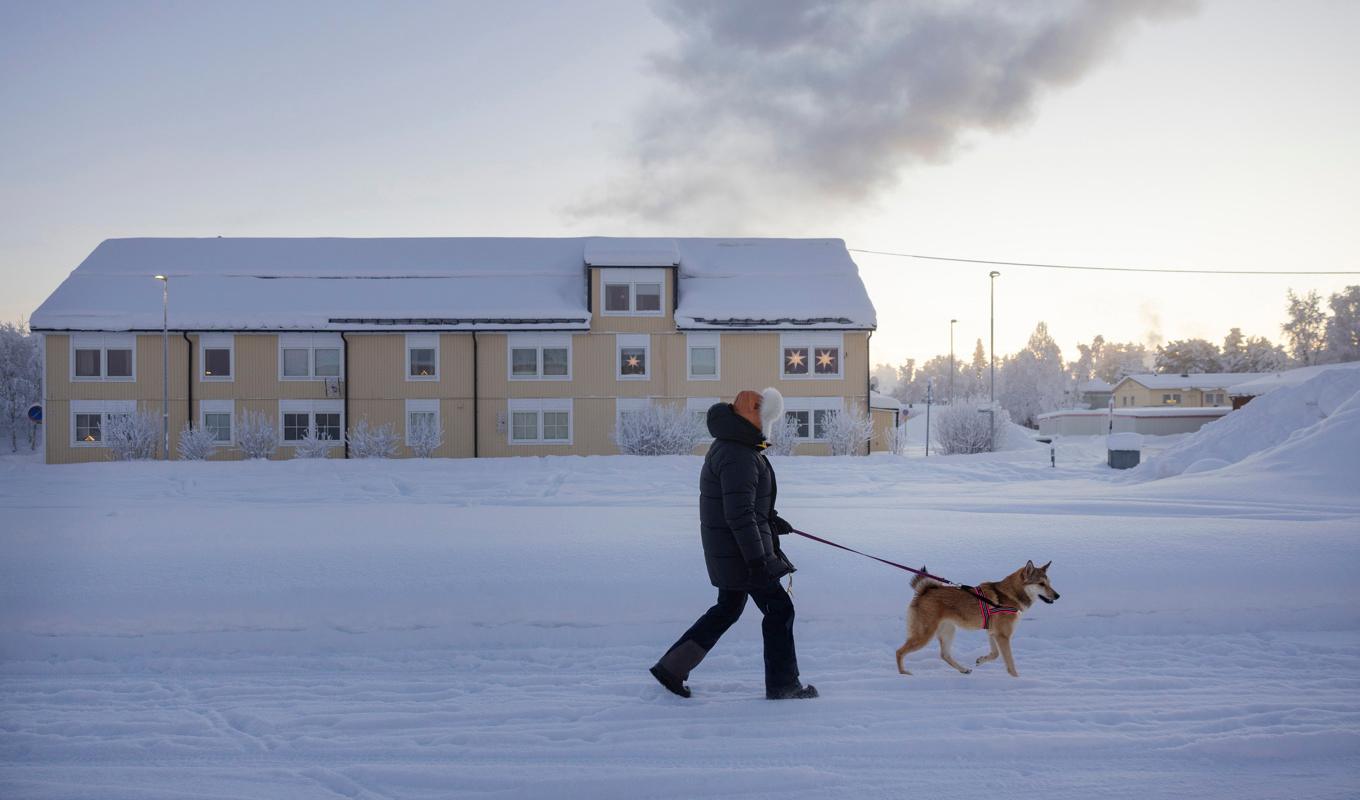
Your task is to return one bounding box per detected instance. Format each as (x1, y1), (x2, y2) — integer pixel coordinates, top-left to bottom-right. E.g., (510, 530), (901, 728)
(1131, 368), (1360, 481)
(1219, 386), (1360, 496)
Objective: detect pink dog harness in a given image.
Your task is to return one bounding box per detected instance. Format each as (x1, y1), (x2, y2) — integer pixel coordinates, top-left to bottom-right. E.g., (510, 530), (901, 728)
(963, 585), (1019, 629)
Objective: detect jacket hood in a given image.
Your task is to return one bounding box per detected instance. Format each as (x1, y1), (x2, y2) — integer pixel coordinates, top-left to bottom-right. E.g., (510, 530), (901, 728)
(707, 402), (767, 448)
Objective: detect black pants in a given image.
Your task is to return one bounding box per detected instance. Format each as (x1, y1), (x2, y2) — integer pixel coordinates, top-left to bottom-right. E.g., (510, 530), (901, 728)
(656, 582), (799, 692)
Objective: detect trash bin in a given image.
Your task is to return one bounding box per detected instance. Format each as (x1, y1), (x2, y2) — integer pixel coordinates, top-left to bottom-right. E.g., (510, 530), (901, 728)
(1106, 432), (1142, 469)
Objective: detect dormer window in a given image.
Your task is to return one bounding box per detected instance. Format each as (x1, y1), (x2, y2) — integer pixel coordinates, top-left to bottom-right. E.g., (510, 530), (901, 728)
(600, 268), (665, 316)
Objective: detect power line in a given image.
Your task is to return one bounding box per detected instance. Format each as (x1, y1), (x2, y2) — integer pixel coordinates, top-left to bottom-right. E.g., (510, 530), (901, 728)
(848, 248), (1360, 276)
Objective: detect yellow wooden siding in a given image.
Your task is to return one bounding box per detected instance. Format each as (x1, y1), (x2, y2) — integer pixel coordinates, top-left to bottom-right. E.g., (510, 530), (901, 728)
(870, 407), (897, 452)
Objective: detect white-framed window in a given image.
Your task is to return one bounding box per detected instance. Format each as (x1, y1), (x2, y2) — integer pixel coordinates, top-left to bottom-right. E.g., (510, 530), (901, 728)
(507, 398), (573, 445)
(71, 334), (136, 382)
(1205, 391), (1224, 406)
(278, 333), (343, 380)
(507, 333), (572, 381)
(70, 400), (135, 446)
(686, 332), (720, 381)
(279, 399), (344, 446)
(405, 398), (440, 446)
(686, 396), (720, 434)
(600, 268), (665, 316)
(406, 334), (439, 381)
(1162, 393), (1182, 405)
(780, 332), (843, 379)
(782, 397), (844, 440)
(199, 399), (235, 445)
(199, 333), (234, 381)
(617, 334), (651, 380)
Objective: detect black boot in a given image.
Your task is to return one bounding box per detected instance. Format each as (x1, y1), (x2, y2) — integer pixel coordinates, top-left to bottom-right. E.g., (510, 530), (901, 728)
(650, 664), (692, 698)
(766, 683), (818, 700)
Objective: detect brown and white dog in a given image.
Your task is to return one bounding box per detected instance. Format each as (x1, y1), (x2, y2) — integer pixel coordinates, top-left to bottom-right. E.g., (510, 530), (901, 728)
(895, 560), (1059, 677)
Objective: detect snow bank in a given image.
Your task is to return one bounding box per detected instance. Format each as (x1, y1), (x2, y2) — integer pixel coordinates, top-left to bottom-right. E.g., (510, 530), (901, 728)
(1130, 368), (1360, 481)
(1216, 386), (1360, 496)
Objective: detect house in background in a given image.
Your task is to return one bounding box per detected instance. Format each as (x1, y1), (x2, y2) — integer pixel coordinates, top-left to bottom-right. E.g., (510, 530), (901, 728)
(1109, 373), (1268, 409)
(1075, 378), (1114, 409)
(30, 237), (877, 463)
(868, 391), (901, 451)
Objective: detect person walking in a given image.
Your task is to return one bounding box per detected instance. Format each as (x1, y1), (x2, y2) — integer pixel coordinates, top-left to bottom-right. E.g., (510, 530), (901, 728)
(650, 388), (818, 700)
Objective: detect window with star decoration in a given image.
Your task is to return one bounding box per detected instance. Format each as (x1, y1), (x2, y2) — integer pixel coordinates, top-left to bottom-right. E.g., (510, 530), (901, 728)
(620, 347), (647, 376)
(783, 347), (809, 375)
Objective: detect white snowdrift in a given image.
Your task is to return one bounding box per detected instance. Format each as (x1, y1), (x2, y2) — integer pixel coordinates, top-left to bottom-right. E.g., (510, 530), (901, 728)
(1130, 368), (1360, 481)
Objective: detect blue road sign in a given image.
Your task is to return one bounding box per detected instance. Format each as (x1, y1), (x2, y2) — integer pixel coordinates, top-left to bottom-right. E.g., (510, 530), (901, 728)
(27, 404), (42, 424)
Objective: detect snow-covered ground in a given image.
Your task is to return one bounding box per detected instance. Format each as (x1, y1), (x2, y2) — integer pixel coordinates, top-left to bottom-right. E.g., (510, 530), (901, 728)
(2, 411), (1358, 798)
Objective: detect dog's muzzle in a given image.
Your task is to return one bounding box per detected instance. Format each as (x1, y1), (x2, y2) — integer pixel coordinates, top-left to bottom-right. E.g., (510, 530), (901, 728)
(1040, 594), (1058, 604)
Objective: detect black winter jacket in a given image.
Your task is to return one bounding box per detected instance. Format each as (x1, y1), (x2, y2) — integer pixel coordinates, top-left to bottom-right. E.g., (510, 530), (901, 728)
(698, 402), (795, 589)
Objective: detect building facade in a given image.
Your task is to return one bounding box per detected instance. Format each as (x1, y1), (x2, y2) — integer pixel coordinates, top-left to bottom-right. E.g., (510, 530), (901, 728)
(1109, 373), (1268, 409)
(32, 237), (878, 463)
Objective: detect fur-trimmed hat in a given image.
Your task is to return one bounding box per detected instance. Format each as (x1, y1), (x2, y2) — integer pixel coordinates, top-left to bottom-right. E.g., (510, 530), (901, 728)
(759, 387), (784, 436)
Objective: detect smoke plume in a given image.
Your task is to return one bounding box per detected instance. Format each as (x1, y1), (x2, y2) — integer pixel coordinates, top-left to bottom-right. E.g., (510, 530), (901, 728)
(577, 0), (1196, 230)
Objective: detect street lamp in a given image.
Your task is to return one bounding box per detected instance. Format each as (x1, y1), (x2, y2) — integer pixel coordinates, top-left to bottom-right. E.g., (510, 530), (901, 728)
(989, 271), (1000, 448)
(155, 275), (169, 460)
(949, 319), (957, 403)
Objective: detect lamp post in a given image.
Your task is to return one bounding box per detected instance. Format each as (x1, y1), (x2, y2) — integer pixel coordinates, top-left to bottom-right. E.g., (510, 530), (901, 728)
(155, 275), (169, 460)
(988, 271), (1000, 447)
(949, 318), (957, 403)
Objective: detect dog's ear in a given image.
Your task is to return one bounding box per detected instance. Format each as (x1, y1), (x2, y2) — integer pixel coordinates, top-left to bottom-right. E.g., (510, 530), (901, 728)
(1025, 559), (1035, 570)
(1039, 560), (1051, 573)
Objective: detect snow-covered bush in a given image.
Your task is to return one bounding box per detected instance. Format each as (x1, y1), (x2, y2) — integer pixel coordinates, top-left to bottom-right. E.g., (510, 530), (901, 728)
(765, 415), (801, 457)
(235, 410), (278, 460)
(292, 431), (333, 459)
(0, 322), (42, 453)
(407, 415), (443, 458)
(176, 423), (217, 460)
(348, 418), (399, 458)
(613, 403), (707, 456)
(105, 410), (160, 460)
(823, 406), (874, 456)
(883, 424), (912, 456)
(933, 401), (1009, 455)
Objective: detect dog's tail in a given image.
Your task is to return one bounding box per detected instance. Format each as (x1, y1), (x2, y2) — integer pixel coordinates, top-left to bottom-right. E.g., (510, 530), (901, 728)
(910, 566), (943, 594)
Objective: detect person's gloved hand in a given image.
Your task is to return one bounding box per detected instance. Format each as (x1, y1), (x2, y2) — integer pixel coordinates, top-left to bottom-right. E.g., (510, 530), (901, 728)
(747, 555), (792, 585)
(769, 512), (794, 536)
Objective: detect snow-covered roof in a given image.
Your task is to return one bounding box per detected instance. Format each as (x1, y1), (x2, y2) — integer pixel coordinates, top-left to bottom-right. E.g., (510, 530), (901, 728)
(1115, 373), (1269, 391)
(1227, 362), (1360, 397)
(31, 237), (876, 332)
(870, 391), (900, 411)
(1078, 379), (1113, 393)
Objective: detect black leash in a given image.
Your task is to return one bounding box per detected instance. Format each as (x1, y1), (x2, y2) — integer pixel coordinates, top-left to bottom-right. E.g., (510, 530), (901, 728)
(789, 528), (1018, 612)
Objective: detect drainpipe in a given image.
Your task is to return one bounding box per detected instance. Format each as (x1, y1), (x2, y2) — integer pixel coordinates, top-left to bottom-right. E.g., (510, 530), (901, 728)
(340, 332), (350, 459)
(472, 332), (479, 458)
(181, 332), (193, 429)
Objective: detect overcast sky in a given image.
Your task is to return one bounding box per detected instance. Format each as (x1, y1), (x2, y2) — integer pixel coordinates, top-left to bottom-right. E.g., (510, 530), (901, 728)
(2, 0), (1356, 367)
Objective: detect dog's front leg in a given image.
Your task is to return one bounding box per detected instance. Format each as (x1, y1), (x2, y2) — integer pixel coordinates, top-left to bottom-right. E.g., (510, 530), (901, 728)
(995, 633), (1019, 677)
(976, 635), (1000, 667)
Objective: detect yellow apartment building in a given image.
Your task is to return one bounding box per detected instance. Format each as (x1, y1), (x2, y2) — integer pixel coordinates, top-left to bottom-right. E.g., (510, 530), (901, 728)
(31, 237), (880, 462)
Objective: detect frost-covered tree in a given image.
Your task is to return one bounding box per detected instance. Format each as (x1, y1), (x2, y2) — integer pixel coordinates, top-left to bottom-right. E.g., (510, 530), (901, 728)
(968, 339), (988, 398)
(1282, 289), (1327, 366)
(764, 414), (801, 456)
(104, 410), (160, 460)
(932, 400), (1009, 455)
(292, 430), (332, 459)
(613, 403), (706, 455)
(0, 322), (42, 452)
(1323, 285), (1360, 363)
(999, 323), (1066, 427)
(1068, 334), (1102, 384)
(235, 410), (278, 459)
(1092, 340), (1149, 383)
(1154, 338), (1221, 374)
(348, 419), (400, 458)
(822, 406), (873, 456)
(176, 423), (217, 460)
(407, 414), (443, 458)
(871, 363), (899, 396)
